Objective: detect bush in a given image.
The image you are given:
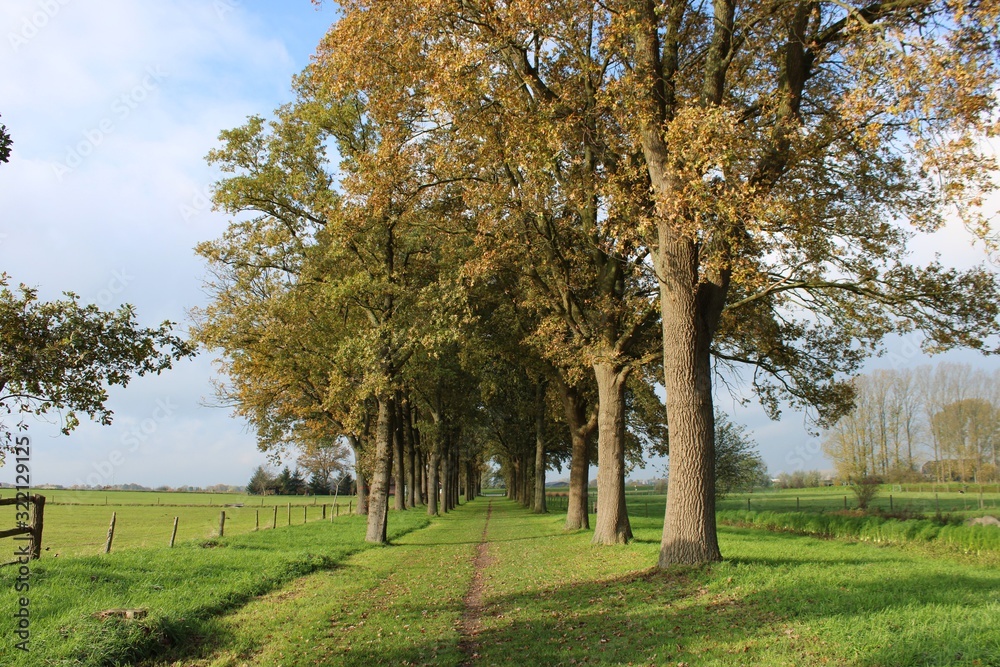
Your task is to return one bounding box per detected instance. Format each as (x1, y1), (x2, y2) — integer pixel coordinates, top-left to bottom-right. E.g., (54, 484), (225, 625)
(851, 476), (882, 509)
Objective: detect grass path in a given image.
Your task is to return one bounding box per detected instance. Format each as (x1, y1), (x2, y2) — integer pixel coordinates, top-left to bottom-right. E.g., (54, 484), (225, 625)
(157, 499), (1000, 666)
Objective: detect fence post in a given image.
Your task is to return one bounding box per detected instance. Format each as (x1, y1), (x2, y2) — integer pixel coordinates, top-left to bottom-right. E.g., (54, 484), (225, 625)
(272, 505), (278, 529)
(255, 509), (259, 531)
(322, 504), (327, 520)
(219, 511), (226, 537)
(349, 500), (353, 514)
(844, 495), (847, 509)
(889, 495), (893, 511)
(303, 506), (307, 523)
(287, 503), (291, 526)
(104, 512), (117, 554)
(747, 497), (751, 512)
(30, 495), (45, 560)
(169, 516), (178, 547)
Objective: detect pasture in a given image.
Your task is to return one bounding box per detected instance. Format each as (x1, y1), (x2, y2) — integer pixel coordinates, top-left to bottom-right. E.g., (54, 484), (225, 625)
(1, 498), (998, 666)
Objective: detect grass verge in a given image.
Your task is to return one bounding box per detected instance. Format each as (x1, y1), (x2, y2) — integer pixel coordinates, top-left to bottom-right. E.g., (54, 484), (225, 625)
(0, 510), (429, 666)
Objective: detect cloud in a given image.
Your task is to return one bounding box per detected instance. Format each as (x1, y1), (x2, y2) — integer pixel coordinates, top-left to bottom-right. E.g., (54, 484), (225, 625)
(0, 1), (334, 487)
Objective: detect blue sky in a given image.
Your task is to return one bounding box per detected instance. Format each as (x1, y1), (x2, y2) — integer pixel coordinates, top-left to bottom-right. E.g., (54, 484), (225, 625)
(1, 1), (997, 488)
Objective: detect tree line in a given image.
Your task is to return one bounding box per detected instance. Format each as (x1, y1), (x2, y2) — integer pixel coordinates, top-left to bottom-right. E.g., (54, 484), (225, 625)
(824, 363), (1000, 484)
(193, 1), (1000, 567)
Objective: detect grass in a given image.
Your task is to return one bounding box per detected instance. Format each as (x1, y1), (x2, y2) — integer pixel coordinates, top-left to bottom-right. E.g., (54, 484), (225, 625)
(4, 497), (1000, 666)
(0, 492), (362, 557)
(0, 509), (429, 666)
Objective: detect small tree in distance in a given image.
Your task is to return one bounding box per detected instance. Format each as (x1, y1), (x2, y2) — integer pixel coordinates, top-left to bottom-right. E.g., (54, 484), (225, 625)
(852, 476), (882, 511)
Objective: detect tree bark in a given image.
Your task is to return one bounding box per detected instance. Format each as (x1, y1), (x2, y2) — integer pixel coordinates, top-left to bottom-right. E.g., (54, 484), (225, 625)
(656, 238), (723, 566)
(592, 362), (633, 545)
(557, 380), (595, 530)
(348, 435), (368, 515)
(427, 433), (440, 516)
(393, 393), (406, 510)
(365, 395), (393, 543)
(403, 396), (416, 508)
(442, 432), (452, 512)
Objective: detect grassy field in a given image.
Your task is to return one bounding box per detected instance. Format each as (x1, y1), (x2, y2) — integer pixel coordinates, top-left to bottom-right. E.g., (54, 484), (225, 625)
(0, 490), (361, 557)
(3, 498), (998, 666)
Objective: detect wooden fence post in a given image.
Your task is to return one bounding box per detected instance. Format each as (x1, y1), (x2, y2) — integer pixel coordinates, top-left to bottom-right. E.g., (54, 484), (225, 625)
(29, 495), (45, 560)
(322, 504), (327, 520)
(105, 512), (117, 554)
(287, 503), (291, 526)
(303, 506), (307, 524)
(170, 517), (178, 547)
(747, 497), (751, 512)
(272, 505), (278, 529)
(255, 509), (259, 531)
(219, 511), (226, 537)
(349, 500), (353, 514)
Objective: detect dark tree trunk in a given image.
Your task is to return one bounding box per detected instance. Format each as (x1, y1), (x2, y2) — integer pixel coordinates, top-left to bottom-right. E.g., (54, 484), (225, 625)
(557, 380), (595, 530)
(348, 435), (368, 515)
(365, 395), (393, 543)
(403, 396), (416, 508)
(533, 381), (548, 513)
(592, 362), (633, 544)
(393, 394), (406, 510)
(427, 433), (440, 516)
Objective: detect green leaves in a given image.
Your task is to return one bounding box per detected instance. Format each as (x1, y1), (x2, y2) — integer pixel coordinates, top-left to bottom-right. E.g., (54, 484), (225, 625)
(0, 274), (193, 451)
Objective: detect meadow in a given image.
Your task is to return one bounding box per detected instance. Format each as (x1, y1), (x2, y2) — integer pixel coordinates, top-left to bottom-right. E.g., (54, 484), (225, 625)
(1, 486), (998, 665)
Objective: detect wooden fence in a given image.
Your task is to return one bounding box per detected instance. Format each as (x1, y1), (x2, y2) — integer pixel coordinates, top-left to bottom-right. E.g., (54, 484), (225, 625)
(0, 494), (45, 561)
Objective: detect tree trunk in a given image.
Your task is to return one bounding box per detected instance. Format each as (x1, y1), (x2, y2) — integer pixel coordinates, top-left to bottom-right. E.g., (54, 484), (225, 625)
(427, 434), (440, 516)
(442, 433), (452, 512)
(348, 435), (368, 515)
(656, 238), (723, 566)
(533, 380), (548, 513)
(365, 395), (393, 543)
(415, 444), (424, 506)
(558, 381), (594, 530)
(404, 397), (416, 508)
(592, 362), (633, 545)
(393, 394), (406, 510)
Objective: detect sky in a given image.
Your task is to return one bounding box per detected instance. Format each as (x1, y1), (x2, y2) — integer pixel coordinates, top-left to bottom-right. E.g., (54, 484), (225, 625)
(0, 1), (998, 489)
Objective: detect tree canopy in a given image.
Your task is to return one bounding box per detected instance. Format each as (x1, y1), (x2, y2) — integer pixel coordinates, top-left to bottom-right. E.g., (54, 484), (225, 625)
(0, 275), (193, 457)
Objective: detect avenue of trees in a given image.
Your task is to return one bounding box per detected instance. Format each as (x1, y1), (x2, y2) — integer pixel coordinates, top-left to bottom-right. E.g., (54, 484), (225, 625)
(196, 1), (1000, 566)
(824, 363), (1000, 484)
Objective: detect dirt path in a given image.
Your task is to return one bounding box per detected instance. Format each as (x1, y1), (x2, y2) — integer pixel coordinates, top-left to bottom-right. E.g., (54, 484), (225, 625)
(457, 500), (494, 665)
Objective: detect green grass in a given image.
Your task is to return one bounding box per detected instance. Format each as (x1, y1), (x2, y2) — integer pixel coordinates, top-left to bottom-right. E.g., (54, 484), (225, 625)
(5, 498), (1000, 666)
(0, 509), (429, 666)
(0, 492), (362, 557)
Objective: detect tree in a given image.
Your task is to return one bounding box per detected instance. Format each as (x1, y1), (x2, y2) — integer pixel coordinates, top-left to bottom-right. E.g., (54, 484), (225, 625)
(713, 413), (767, 498)
(0, 114), (11, 163)
(307, 471), (330, 495)
(620, 0), (1000, 566)
(297, 438), (349, 493)
(247, 465), (274, 495)
(0, 275), (192, 457)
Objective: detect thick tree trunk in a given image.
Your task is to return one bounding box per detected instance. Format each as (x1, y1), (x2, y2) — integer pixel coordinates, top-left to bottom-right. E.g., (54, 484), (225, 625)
(415, 445), (424, 506)
(427, 435), (440, 516)
(558, 381), (594, 530)
(442, 434), (452, 512)
(393, 395), (406, 510)
(348, 435), (368, 515)
(451, 446), (461, 508)
(523, 454), (534, 508)
(365, 395), (393, 543)
(533, 381), (548, 513)
(657, 238), (723, 566)
(592, 362), (633, 545)
(404, 397), (416, 508)
(465, 460), (475, 502)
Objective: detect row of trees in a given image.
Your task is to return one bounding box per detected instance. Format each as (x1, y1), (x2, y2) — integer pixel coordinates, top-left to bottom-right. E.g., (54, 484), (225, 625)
(247, 465), (354, 496)
(824, 364), (1000, 483)
(196, 2), (1000, 566)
